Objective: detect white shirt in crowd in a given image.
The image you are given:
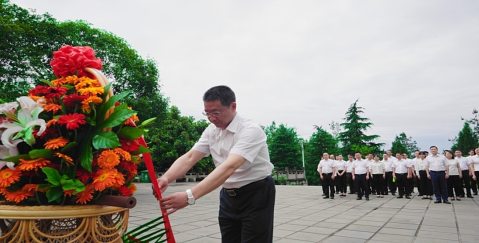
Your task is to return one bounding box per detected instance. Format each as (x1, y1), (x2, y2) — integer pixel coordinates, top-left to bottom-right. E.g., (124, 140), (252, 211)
(318, 159), (336, 174)
(424, 154), (448, 172)
(335, 160), (346, 171)
(415, 159), (426, 175)
(192, 114), (273, 189)
(445, 159), (460, 176)
(346, 161), (354, 173)
(370, 162), (385, 175)
(382, 159), (393, 172)
(456, 156), (470, 171)
(468, 155), (479, 172)
(352, 159), (369, 175)
(392, 159), (410, 174)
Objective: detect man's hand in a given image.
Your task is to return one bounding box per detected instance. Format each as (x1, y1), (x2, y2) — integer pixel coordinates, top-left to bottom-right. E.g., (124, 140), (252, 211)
(153, 177), (169, 200)
(427, 174), (431, 179)
(445, 174), (449, 179)
(331, 175), (335, 180)
(320, 175), (323, 180)
(352, 175), (355, 180)
(366, 175), (369, 180)
(417, 175), (421, 180)
(159, 191), (188, 215)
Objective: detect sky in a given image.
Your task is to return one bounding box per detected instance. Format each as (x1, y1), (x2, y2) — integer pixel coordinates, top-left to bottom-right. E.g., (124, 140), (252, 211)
(10, 0), (479, 152)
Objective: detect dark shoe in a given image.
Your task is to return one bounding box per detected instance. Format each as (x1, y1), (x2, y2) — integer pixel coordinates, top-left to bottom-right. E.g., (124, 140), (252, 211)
(456, 198), (461, 201)
(397, 196), (403, 198)
(365, 197), (369, 201)
(422, 197), (428, 200)
(406, 196), (411, 199)
(434, 200), (442, 203)
(444, 200), (451, 204)
(451, 198), (455, 201)
(429, 197), (433, 200)
(392, 192), (396, 196)
(330, 197), (334, 199)
(418, 194), (423, 196)
(473, 192), (478, 195)
(356, 197), (362, 200)
(467, 195), (474, 198)
(323, 196), (329, 199)
(336, 192), (339, 194)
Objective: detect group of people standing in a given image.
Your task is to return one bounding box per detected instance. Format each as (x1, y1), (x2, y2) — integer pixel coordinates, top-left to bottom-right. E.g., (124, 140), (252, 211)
(317, 146), (479, 204)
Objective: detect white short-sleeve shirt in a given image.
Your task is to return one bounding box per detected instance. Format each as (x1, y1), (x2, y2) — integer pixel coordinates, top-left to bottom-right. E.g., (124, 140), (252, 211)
(424, 154), (447, 172)
(370, 162), (385, 174)
(346, 161), (354, 173)
(469, 155), (479, 172)
(352, 159), (369, 175)
(382, 159), (393, 172)
(335, 160), (346, 171)
(456, 156), (470, 171)
(318, 159), (335, 174)
(446, 159), (460, 176)
(192, 114), (273, 188)
(391, 159), (410, 174)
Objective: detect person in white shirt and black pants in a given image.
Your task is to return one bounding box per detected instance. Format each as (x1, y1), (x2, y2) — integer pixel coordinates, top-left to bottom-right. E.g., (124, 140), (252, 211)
(318, 153), (336, 199)
(425, 146), (451, 204)
(445, 150), (462, 201)
(352, 152), (370, 201)
(392, 153), (411, 199)
(335, 155), (347, 197)
(416, 151), (433, 199)
(370, 154), (386, 198)
(469, 147), (479, 195)
(346, 155), (355, 194)
(455, 150), (473, 198)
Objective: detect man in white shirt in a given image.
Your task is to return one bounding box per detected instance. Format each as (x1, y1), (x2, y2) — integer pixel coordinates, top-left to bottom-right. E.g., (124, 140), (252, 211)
(352, 152), (370, 201)
(318, 153), (336, 199)
(425, 146), (450, 204)
(156, 86), (275, 242)
(455, 150), (473, 198)
(385, 150), (397, 195)
(392, 152), (411, 199)
(403, 153), (415, 197)
(470, 147), (479, 195)
(468, 149), (478, 195)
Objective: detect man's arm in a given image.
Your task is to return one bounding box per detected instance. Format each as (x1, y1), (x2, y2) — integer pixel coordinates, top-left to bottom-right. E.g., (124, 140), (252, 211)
(160, 149), (206, 184)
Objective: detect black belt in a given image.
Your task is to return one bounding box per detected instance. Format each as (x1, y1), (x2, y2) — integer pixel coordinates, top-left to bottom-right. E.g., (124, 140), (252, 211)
(430, 171), (445, 173)
(396, 173), (406, 175)
(224, 177), (269, 197)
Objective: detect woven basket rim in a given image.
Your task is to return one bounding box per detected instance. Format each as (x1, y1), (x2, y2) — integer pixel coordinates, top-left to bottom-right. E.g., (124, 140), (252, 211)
(0, 204), (127, 219)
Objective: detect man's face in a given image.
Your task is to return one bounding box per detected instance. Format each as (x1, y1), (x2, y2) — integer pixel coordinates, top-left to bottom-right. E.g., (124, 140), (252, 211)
(323, 153), (329, 160)
(367, 154), (372, 160)
(204, 100), (236, 130)
(430, 147), (438, 155)
(383, 154), (388, 160)
(476, 148), (479, 155)
(348, 155), (353, 161)
(415, 151), (419, 157)
(469, 150), (475, 156)
(396, 153), (402, 159)
(337, 155), (343, 161)
(329, 155), (335, 160)
(387, 151), (392, 157)
(403, 154), (408, 159)
(355, 153), (362, 160)
(455, 151), (462, 158)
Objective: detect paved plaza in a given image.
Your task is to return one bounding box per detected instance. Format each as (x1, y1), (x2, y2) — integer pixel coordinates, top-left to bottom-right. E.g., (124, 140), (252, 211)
(129, 182), (479, 243)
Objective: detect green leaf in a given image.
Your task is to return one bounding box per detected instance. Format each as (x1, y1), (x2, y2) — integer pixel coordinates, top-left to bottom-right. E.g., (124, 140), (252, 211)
(29, 149), (54, 159)
(96, 109), (136, 130)
(130, 145), (150, 155)
(117, 127), (144, 140)
(1, 154), (30, 163)
(97, 90), (131, 122)
(92, 131), (121, 149)
(42, 167), (62, 186)
(60, 178), (85, 194)
(80, 140), (93, 172)
(46, 186), (63, 203)
(114, 103), (129, 111)
(60, 142), (78, 153)
(139, 117), (156, 128)
(40, 79), (55, 87)
(85, 116), (96, 126)
(37, 184), (51, 190)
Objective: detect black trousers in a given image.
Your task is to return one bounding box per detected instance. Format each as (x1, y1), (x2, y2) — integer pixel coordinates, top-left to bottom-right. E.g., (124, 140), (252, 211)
(219, 177), (275, 243)
(372, 174), (385, 195)
(347, 172), (355, 193)
(447, 175), (462, 198)
(395, 173), (407, 197)
(419, 170), (433, 196)
(472, 171), (478, 193)
(336, 171), (347, 193)
(355, 174), (370, 198)
(385, 171), (396, 194)
(406, 176), (414, 195)
(460, 170), (472, 197)
(321, 173), (335, 197)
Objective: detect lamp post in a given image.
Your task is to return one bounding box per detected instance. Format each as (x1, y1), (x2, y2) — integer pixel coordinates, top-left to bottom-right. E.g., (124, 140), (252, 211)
(299, 139), (306, 181)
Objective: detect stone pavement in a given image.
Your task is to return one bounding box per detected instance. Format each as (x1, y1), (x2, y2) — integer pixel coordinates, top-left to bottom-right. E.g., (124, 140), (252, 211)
(128, 182), (479, 243)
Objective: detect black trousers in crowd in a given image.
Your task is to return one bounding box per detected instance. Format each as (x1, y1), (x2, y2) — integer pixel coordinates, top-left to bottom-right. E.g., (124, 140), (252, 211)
(372, 174), (385, 195)
(419, 170), (433, 196)
(219, 176), (275, 243)
(336, 171), (347, 193)
(460, 170), (472, 197)
(385, 171), (396, 195)
(406, 176), (414, 196)
(321, 173), (335, 198)
(347, 172), (355, 193)
(355, 174), (370, 199)
(395, 173), (407, 197)
(472, 172), (478, 194)
(447, 175), (462, 198)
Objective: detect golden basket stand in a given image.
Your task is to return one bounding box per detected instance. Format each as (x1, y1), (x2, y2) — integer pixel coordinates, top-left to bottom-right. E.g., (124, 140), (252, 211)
(0, 68), (129, 243)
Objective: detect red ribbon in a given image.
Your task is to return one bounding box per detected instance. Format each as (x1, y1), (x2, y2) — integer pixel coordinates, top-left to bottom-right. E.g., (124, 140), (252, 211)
(138, 136), (176, 243)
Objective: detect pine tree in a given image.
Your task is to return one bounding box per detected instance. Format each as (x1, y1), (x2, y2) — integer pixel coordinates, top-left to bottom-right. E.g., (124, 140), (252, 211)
(390, 132), (420, 156)
(305, 126), (340, 186)
(451, 122), (478, 154)
(338, 100), (383, 156)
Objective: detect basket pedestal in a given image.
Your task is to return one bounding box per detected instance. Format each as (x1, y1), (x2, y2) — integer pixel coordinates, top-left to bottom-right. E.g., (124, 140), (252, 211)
(0, 205), (128, 243)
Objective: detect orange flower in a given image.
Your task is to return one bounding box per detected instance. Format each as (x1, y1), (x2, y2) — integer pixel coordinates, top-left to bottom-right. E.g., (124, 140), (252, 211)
(64, 189), (75, 197)
(76, 184), (94, 204)
(44, 137), (69, 149)
(0, 188), (34, 203)
(28, 94), (44, 101)
(43, 103), (62, 114)
(112, 148), (131, 162)
(17, 158), (51, 171)
(0, 169), (22, 187)
(78, 87), (104, 96)
(97, 150), (120, 170)
(92, 169), (117, 191)
(51, 77), (68, 87)
(75, 77), (100, 90)
(46, 119), (58, 127)
(65, 75), (80, 85)
(56, 153), (74, 166)
(81, 96), (102, 113)
(22, 184), (39, 192)
(130, 183), (137, 194)
(113, 172), (125, 188)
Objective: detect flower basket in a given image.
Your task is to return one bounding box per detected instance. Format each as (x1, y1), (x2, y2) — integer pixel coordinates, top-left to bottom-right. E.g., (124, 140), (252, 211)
(0, 204), (128, 243)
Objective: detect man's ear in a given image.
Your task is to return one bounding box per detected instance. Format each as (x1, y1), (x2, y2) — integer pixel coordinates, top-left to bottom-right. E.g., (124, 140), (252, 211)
(230, 102), (237, 111)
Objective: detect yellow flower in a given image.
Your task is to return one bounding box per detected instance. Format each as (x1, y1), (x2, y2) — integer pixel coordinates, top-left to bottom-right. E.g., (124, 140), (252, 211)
(78, 87), (104, 96)
(81, 96), (102, 113)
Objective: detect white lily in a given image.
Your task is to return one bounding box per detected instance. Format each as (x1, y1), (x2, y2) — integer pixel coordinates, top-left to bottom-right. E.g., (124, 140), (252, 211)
(0, 101), (19, 115)
(0, 145), (18, 170)
(0, 97), (46, 149)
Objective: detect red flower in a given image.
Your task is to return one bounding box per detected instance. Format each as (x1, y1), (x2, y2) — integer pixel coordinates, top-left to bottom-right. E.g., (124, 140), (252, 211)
(44, 87), (68, 100)
(76, 168), (94, 183)
(50, 45), (102, 78)
(29, 85), (51, 97)
(58, 113), (87, 130)
(120, 139), (140, 152)
(63, 95), (88, 107)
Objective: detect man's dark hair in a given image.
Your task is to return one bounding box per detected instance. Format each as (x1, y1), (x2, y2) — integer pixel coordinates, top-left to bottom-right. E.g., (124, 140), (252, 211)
(203, 85), (236, 107)
(430, 146), (438, 149)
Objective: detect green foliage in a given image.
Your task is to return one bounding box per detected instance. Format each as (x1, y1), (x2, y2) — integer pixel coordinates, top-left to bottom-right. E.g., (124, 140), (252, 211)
(305, 126), (340, 186)
(338, 99), (383, 156)
(451, 122), (478, 154)
(267, 123), (302, 170)
(274, 175), (288, 185)
(390, 132), (419, 156)
(122, 215), (167, 243)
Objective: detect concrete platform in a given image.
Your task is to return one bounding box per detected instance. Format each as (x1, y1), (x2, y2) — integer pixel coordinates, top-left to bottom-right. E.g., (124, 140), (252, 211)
(129, 183), (479, 242)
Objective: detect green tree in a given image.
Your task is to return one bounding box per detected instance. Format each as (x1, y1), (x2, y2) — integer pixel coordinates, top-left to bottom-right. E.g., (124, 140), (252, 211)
(305, 126), (340, 186)
(391, 134), (409, 155)
(338, 99), (383, 156)
(390, 132), (420, 157)
(269, 124), (302, 170)
(451, 122), (478, 154)
(262, 121), (277, 151)
(0, 0), (168, 122)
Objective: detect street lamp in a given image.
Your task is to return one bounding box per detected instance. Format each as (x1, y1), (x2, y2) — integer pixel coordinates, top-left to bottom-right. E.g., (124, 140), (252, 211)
(299, 139), (305, 180)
